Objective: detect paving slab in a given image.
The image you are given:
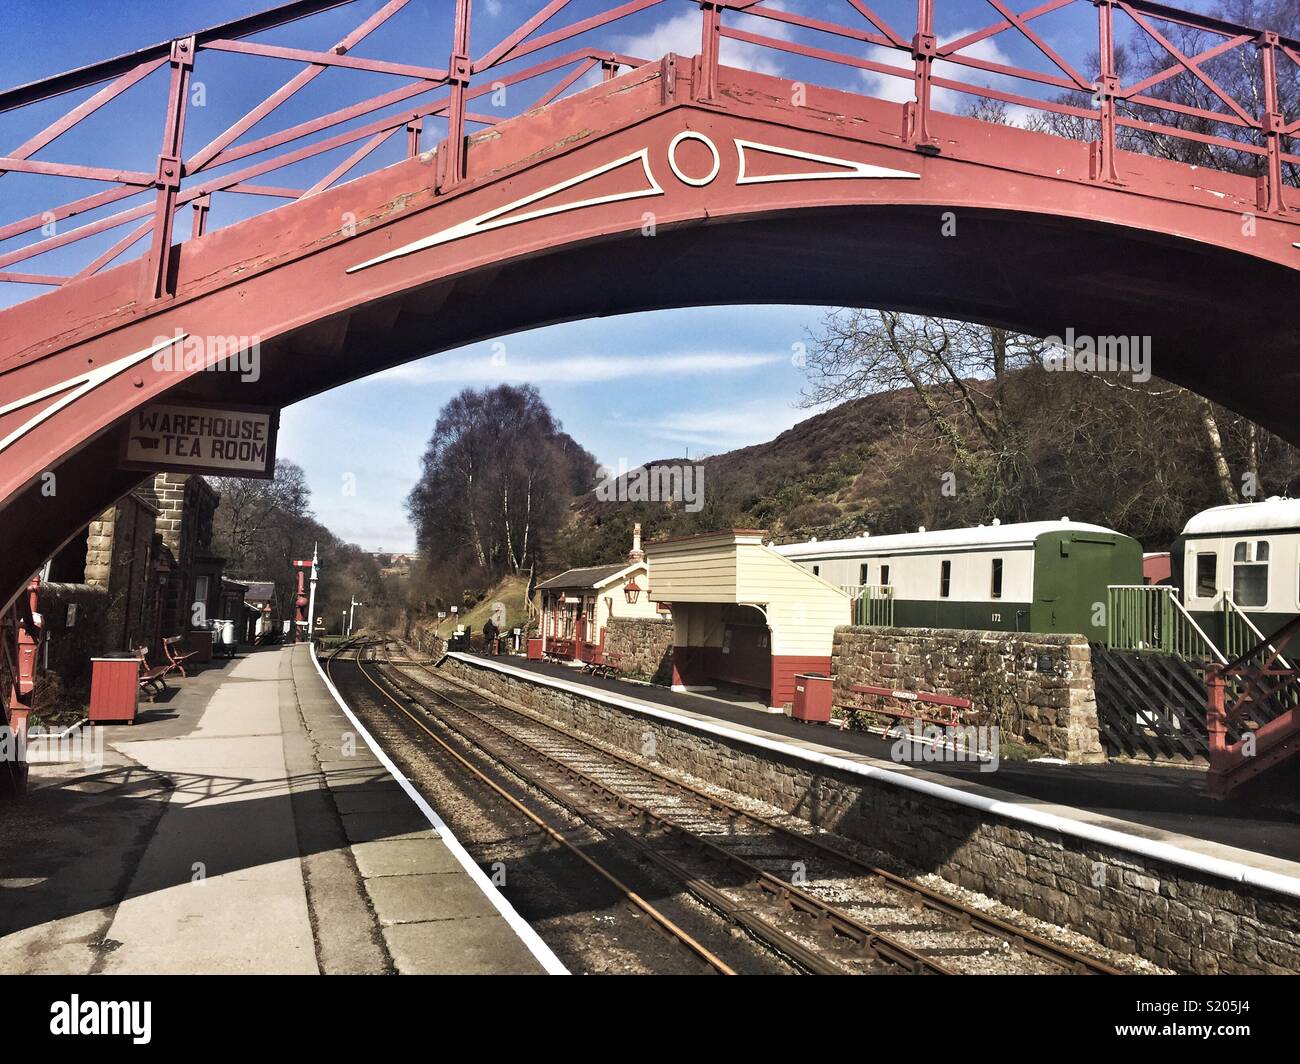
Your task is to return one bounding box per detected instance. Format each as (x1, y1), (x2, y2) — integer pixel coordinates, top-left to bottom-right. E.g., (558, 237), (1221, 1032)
(383, 915), (547, 975)
(364, 873), (501, 924)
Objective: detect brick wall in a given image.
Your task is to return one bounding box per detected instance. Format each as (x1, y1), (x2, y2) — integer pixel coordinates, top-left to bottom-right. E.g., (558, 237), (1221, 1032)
(441, 656), (1300, 975)
(833, 625), (1104, 762)
(604, 617), (673, 684)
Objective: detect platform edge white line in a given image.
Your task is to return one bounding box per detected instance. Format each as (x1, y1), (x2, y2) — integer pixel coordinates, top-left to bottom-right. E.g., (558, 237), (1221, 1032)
(310, 644), (569, 975)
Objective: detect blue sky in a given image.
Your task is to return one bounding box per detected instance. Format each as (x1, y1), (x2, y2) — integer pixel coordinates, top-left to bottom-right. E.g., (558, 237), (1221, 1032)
(1, 0), (1222, 548)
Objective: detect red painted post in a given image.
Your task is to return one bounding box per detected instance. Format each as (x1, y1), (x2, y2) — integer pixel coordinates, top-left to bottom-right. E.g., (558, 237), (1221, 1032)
(1204, 662), (1227, 797)
(442, 0), (473, 189)
(1093, 0), (1120, 184)
(406, 115), (423, 158)
(190, 193), (210, 240)
(1259, 31), (1284, 214)
(2, 575), (41, 796)
(292, 559), (311, 643)
(698, 1), (721, 102)
(906, 0), (938, 153)
(143, 36), (194, 302)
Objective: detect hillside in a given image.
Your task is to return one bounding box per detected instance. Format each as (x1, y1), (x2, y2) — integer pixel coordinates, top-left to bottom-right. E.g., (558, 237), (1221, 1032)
(422, 573), (532, 639)
(561, 388), (955, 566)
(557, 369), (1300, 571)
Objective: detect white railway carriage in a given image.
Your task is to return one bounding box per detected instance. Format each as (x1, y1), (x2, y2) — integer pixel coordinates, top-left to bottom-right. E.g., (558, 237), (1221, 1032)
(774, 519), (1142, 636)
(1171, 497), (1300, 649)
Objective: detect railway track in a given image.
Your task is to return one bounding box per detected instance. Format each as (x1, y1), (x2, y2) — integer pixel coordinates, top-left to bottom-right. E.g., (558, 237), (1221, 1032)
(338, 637), (1123, 975)
(335, 640), (951, 974)
(384, 634), (1128, 972)
(324, 641), (742, 975)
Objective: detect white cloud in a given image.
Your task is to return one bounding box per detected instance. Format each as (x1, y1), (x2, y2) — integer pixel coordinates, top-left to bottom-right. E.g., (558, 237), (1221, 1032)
(616, 5), (793, 78)
(623, 397), (806, 451)
(369, 350), (782, 386)
(859, 27), (1036, 123)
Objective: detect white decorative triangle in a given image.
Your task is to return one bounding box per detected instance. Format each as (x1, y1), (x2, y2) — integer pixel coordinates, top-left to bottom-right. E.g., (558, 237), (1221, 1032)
(0, 334), (187, 456)
(735, 139), (919, 185)
(349, 149), (664, 273)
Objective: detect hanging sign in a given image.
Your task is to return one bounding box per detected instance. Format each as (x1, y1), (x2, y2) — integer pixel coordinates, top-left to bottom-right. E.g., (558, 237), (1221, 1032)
(120, 400), (278, 478)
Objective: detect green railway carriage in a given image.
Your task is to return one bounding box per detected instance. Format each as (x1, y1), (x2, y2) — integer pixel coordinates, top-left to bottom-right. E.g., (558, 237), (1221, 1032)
(774, 519), (1143, 638)
(1170, 497), (1300, 651)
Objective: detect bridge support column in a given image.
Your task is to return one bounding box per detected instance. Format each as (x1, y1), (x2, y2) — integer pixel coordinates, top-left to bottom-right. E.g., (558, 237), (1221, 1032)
(697, 2), (721, 101)
(440, 0), (472, 191)
(143, 36), (194, 303)
(905, 0), (939, 153)
(1258, 31), (1286, 215)
(1091, 0), (1120, 185)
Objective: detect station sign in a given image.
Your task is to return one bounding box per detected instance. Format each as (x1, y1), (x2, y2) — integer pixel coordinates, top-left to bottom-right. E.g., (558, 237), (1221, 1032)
(120, 400), (278, 478)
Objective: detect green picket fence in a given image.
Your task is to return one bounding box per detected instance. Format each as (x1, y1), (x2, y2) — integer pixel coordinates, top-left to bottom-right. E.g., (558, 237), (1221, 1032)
(1105, 585), (1224, 662)
(843, 584), (895, 627)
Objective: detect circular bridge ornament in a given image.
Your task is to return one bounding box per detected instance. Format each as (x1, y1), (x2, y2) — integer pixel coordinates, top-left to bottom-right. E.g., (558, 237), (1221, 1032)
(667, 131), (721, 187)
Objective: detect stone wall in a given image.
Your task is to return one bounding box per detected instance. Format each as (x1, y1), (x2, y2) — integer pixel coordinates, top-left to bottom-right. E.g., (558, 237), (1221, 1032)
(833, 625), (1104, 762)
(604, 617), (673, 684)
(151, 473), (220, 640)
(87, 493), (160, 652)
(406, 621), (448, 659)
(440, 655), (1300, 975)
(36, 584), (112, 699)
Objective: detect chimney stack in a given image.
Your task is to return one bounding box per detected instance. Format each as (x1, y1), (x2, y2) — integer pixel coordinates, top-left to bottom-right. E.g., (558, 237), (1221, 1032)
(629, 522), (644, 562)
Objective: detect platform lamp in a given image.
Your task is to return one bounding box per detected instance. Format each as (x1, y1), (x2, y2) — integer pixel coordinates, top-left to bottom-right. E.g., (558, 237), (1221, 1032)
(623, 576), (642, 605)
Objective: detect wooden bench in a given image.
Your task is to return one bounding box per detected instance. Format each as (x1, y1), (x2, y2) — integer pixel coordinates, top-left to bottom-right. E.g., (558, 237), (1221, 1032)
(581, 650), (624, 679)
(134, 646), (168, 699)
(162, 635), (199, 678)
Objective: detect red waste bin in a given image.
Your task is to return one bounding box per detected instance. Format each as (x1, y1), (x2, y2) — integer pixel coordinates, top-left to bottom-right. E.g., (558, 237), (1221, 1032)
(527, 637), (543, 661)
(791, 673), (833, 723)
(89, 656), (140, 724)
(188, 629), (213, 664)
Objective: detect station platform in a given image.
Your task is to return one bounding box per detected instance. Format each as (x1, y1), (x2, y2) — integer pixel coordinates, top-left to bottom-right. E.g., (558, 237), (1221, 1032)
(448, 654), (1300, 889)
(0, 644), (561, 975)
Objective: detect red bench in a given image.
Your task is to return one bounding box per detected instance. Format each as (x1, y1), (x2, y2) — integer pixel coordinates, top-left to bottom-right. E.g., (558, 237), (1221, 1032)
(849, 684), (973, 730)
(134, 646), (168, 699)
(162, 635), (199, 678)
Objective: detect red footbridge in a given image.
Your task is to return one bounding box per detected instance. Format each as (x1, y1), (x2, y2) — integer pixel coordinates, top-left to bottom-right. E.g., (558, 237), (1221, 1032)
(1, 0), (1297, 793)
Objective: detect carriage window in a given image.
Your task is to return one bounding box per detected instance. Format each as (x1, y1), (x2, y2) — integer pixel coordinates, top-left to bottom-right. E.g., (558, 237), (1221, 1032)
(880, 564), (890, 587)
(1194, 554), (1217, 598)
(812, 565), (820, 577)
(859, 563), (869, 585)
(939, 560), (952, 598)
(990, 558), (1003, 599)
(1232, 540), (1269, 608)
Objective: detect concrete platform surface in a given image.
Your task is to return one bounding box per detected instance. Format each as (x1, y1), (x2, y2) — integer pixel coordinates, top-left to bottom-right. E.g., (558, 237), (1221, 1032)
(0, 645), (560, 975)
(450, 653), (1300, 886)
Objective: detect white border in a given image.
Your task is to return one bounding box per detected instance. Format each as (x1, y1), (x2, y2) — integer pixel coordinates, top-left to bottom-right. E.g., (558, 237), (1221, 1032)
(309, 644), (569, 974)
(734, 138), (920, 184)
(449, 652), (1300, 901)
(667, 131), (720, 187)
